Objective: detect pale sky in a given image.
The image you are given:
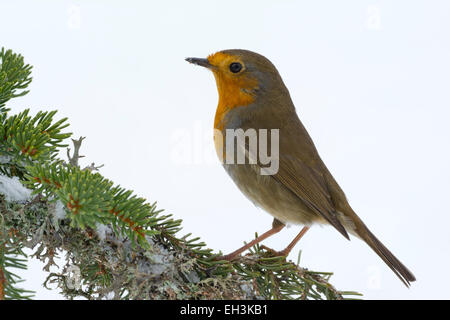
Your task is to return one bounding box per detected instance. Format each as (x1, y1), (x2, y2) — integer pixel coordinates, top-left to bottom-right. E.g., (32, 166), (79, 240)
(2, 0), (450, 299)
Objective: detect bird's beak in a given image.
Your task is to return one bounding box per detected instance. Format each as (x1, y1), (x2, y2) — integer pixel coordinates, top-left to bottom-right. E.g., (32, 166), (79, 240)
(185, 57), (213, 69)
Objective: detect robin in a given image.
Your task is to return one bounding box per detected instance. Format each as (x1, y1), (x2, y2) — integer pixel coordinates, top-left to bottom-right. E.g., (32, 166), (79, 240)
(186, 49), (416, 286)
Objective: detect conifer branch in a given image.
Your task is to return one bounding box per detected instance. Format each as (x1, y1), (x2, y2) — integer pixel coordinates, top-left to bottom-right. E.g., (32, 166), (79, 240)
(0, 48), (32, 113)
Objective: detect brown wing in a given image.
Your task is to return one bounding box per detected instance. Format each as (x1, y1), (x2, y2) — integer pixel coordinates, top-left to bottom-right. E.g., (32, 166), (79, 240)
(271, 155), (349, 239)
(232, 102), (350, 239)
(258, 111), (350, 239)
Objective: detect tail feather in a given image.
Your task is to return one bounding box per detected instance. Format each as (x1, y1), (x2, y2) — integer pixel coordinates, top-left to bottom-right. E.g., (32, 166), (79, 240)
(358, 226), (416, 287)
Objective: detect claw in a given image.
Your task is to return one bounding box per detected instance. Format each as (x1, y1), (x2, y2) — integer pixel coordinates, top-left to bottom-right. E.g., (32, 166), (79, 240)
(260, 245), (288, 257)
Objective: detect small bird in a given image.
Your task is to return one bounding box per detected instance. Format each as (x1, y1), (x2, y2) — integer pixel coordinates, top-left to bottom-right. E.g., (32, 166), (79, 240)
(186, 49), (416, 286)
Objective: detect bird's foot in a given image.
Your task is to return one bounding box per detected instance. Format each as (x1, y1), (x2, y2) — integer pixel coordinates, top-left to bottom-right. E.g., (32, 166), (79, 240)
(260, 245), (288, 258)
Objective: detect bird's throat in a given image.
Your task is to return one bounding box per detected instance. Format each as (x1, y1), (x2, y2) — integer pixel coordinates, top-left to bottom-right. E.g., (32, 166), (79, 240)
(212, 72), (258, 131)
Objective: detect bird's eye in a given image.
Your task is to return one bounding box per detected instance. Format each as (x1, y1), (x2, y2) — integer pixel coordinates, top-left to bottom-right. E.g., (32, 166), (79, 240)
(229, 62), (242, 73)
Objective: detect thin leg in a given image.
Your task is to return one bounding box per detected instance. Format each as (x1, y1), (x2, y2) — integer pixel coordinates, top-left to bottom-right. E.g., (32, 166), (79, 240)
(262, 226), (310, 257)
(216, 224), (285, 261)
(280, 226), (310, 256)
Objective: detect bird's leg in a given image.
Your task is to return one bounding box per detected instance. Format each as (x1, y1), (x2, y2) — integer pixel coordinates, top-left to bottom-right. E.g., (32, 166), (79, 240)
(261, 226), (310, 257)
(216, 223), (285, 261)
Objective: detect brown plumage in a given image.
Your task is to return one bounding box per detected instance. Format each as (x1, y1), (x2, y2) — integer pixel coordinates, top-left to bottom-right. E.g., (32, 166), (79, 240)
(186, 49), (416, 286)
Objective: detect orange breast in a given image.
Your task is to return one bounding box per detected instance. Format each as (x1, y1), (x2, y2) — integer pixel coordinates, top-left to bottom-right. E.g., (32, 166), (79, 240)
(212, 72), (258, 130)
(207, 51), (259, 162)
(212, 72), (258, 163)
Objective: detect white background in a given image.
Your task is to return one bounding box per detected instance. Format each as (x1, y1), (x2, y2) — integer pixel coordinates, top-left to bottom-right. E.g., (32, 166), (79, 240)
(2, 0), (449, 299)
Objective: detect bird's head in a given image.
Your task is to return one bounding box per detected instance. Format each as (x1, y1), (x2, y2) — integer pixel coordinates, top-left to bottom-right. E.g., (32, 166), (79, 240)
(186, 49), (288, 109)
